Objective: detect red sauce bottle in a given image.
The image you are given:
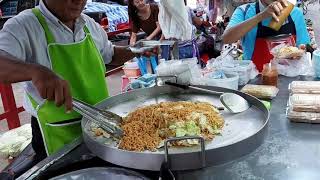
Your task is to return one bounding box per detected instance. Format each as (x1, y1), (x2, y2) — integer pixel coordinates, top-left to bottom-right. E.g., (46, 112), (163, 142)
(262, 63), (278, 87)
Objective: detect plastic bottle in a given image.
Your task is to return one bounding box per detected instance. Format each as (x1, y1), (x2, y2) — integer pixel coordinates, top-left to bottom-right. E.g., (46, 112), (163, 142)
(268, 0), (297, 31)
(262, 63), (278, 87)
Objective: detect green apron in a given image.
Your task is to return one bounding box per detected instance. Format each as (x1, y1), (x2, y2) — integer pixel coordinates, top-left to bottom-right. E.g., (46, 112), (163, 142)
(30, 8), (109, 155)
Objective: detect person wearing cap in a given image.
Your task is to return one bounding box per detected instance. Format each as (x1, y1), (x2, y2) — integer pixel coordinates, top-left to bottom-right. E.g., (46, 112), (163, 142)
(222, 0), (310, 71)
(0, 0), (138, 160)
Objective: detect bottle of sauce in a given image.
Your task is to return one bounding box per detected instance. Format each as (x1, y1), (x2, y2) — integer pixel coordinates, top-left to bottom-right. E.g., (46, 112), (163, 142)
(269, 0), (296, 31)
(262, 63), (278, 87)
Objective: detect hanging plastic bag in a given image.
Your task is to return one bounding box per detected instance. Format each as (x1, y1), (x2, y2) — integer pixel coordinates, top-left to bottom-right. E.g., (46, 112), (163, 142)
(158, 0), (192, 41)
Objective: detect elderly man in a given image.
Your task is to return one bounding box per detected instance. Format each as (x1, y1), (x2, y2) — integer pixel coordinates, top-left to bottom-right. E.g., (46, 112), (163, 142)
(222, 0), (310, 71)
(0, 0), (136, 160)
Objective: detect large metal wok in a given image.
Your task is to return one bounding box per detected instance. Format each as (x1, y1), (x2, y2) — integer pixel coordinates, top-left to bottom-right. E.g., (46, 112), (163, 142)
(82, 85), (269, 171)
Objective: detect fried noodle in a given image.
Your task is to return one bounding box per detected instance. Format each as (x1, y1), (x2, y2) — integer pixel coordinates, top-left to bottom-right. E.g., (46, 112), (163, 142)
(118, 101), (224, 152)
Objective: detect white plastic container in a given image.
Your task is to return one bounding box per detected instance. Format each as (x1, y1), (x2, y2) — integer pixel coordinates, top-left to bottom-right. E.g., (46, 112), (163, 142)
(123, 61), (141, 77)
(203, 72), (239, 90)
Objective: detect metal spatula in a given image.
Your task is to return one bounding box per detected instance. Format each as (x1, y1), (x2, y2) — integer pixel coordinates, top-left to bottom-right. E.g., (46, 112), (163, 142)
(165, 82), (250, 113)
(72, 98), (123, 138)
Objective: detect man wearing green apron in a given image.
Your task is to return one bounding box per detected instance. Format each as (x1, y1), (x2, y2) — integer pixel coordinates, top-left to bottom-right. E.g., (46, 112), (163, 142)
(0, 0), (136, 161)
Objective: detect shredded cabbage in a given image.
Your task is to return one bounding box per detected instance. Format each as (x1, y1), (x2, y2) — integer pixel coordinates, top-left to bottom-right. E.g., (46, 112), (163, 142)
(176, 128), (187, 137)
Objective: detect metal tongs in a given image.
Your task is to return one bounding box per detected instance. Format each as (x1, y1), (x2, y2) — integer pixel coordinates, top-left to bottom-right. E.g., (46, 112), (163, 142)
(72, 98), (123, 138)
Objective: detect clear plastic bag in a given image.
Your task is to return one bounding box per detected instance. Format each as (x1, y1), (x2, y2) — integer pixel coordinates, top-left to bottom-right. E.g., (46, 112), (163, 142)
(156, 58), (201, 84)
(241, 84), (279, 99)
(288, 81), (320, 94)
(0, 124), (32, 158)
(270, 44), (304, 59)
(286, 108), (320, 123)
(158, 0), (192, 41)
(199, 71), (239, 90)
(207, 58), (258, 86)
(270, 44), (314, 77)
(286, 84), (320, 123)
(288, 94), (320, 113)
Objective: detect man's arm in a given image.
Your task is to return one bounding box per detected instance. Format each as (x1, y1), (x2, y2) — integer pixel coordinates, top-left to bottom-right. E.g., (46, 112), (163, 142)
(0, 51), (73, 111)
(0, 50), (34, 84)
(222, 0), (288, 44)
(111, 46), (136, 66)
(293, 8), (310, 46)
(222, 13), (265, 44)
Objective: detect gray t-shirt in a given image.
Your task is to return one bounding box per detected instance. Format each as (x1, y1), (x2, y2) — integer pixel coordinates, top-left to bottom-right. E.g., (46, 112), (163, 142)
(0, 0), (114, 67)
(0, 1), (114, 116)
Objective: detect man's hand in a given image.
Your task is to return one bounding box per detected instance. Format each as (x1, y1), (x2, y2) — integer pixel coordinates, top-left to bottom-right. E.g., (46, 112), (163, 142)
(261, 0), (288, 22)
(30, 65), (72, 112)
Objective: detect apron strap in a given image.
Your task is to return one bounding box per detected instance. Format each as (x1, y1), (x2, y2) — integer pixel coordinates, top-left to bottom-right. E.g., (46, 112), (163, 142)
(32, 8), (56, 44)
(83, 25), (90, 34)
(255, 2), (264, 37)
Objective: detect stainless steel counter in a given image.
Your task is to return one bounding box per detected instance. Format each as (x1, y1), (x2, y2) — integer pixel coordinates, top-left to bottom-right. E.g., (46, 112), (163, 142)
(19, 76), (320, 180)
(177, 76), (320, 180)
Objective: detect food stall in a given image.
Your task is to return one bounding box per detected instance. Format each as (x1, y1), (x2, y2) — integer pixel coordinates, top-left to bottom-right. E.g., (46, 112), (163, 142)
(1, 0), (320, 179)
(10, 75), (320, 180)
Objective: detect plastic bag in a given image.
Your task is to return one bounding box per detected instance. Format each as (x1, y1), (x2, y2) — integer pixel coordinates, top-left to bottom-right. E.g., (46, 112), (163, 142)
(201, 71), (239, 90)
(156, 58), (201, 84)
(208, 59), (258, 86)
(0, 124), (32, 158)
(286, 81), (320, 123)
(286, 108), (320, 123)
(270, 44), (314, 77)
(288, 81), (320, 94)
(158, 0), (192, 41)
(288, 94), (320, 113)
(241, 84), (279, 99)
(271, 44), (304, 59)
(125, 74), (156, 91)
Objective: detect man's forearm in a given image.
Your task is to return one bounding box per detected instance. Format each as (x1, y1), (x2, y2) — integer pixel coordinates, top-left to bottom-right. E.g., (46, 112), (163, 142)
(111, 46), (135, 66)
(0, 50), (36, 84)
(222, 13), (265, 44)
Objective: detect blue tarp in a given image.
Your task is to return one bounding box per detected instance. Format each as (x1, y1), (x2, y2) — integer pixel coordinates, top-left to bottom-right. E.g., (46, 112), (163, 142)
(84, 2), (129, 32)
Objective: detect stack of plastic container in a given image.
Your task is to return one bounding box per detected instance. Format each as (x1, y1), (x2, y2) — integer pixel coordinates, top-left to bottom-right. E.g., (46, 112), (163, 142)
(121, 61), (141, 92)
